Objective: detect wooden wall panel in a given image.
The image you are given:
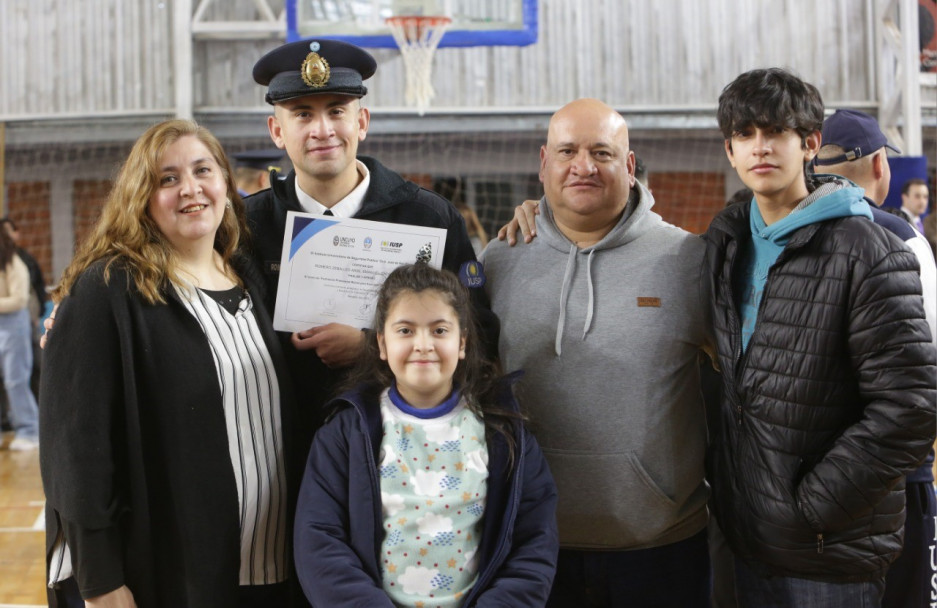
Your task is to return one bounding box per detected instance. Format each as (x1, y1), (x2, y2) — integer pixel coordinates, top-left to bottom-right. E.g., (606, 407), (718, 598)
(0, 0), (174, 117)
(1, 0), (877, 120)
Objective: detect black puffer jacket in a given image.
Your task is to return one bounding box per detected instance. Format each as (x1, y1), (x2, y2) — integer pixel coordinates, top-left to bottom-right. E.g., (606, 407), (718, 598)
(702, 196), (936, 582)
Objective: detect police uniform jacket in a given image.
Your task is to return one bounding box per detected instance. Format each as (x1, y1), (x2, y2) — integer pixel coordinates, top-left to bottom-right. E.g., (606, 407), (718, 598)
(245, 156), (497, 441)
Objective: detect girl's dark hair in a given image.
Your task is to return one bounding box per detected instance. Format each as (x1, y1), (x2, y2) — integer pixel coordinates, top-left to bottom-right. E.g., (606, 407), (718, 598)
(0, 225), (16, 269)
(717, 68), (824, 146)
(343, 263), (522, 464)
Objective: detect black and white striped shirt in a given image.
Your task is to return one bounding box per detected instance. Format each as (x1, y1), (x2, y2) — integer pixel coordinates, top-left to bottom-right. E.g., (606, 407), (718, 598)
(180, 286), (288, 585)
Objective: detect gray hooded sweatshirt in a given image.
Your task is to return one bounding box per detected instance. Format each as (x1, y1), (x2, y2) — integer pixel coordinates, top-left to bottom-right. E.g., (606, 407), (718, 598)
(480, 183), (709, 550)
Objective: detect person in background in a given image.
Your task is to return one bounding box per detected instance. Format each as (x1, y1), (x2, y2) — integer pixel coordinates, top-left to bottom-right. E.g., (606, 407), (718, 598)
(813, 108), (937, 608)
(294, 263), (557, 606)
(0, 225), (40, 451)
(925, 194), (937, 259)
(231, 149), (285, 197)
(812, 110), (936, 342)
(434, 177), (489, 256)
(703, 68), (935, 607)
(900, 178), (929, 234)
(457, 200), (488, 256)
(0, 217), (47, 431)
(0, 218), (47, 327)
(634, 155), (648, 188)
(40, 119), (300, 607)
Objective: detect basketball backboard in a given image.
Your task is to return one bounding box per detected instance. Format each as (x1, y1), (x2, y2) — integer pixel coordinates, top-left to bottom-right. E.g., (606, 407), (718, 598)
(285, 0), (538, 48)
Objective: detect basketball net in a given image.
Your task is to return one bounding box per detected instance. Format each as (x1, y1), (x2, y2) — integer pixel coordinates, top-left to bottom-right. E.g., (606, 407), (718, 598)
(386, 16), (451, 114)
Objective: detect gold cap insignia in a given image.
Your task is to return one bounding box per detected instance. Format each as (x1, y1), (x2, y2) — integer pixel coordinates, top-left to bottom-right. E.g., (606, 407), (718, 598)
(301, 52), (330, 88)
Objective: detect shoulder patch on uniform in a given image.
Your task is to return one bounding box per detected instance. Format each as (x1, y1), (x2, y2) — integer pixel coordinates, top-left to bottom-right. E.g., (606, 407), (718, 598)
(637, 297), (661, 307)
(459, 261), (486, 289)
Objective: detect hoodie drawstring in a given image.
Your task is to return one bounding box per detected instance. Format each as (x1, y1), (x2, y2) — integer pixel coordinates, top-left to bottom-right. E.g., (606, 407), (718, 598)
(554, 245), (597, 356)
(555, 244), (577, 356)
(583, 249), (596, 339)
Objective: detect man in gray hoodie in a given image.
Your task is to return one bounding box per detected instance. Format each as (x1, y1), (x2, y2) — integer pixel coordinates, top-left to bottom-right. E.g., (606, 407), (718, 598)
(480, 98), (711, 607)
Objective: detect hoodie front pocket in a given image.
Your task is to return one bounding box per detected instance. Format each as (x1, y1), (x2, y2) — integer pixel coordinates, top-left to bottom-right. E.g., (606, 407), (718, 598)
(543, 447), (688, 549)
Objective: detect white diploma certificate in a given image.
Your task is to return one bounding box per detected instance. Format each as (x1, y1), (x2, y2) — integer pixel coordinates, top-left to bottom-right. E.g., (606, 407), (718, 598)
(273, 212), (447, 332)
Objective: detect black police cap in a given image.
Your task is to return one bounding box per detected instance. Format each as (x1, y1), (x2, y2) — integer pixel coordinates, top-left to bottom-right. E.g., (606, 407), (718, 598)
(253, 39), (377, 105)
(232, 149), (285, 172)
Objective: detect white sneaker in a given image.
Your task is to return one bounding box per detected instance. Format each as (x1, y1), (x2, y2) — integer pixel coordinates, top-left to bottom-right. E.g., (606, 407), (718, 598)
(8, 437), (39, 451)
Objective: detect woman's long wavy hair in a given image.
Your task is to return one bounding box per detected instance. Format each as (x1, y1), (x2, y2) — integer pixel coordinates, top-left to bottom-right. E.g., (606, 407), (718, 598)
(53, 119), (248, 304)
(342, 263), (524, 465)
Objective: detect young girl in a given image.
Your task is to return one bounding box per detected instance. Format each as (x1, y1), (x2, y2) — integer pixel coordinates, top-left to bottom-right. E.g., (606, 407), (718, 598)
(294, 263), (558, 607)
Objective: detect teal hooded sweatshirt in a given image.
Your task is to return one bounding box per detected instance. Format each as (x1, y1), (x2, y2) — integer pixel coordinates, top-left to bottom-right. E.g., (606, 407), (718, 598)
(734, 177), (873, 350)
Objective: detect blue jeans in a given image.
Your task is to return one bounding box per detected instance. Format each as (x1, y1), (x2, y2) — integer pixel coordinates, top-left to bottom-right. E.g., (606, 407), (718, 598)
(0, 308), (39, 439)
(547, 529), (711, 607)
(734, 557), (884, 608)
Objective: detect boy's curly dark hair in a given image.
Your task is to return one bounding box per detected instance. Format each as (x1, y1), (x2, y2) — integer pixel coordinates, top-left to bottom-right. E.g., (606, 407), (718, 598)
(717, 68), (824, 148)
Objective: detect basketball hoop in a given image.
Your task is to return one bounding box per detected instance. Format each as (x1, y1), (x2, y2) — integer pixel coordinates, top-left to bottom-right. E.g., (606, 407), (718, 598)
(386, 15), (451, 114)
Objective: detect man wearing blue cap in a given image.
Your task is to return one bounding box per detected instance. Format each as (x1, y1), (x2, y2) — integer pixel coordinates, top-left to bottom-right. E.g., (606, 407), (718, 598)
(814, 109), (935, 342)
(815, 108), (937, 608)
(246, 39), (493, 441)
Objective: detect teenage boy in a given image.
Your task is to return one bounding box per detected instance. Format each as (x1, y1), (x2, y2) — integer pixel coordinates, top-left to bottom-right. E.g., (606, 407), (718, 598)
(702, 68), (936, 607)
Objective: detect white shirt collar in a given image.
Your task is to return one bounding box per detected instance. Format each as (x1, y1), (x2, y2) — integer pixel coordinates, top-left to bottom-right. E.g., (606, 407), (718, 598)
(293, 160), (370, 218)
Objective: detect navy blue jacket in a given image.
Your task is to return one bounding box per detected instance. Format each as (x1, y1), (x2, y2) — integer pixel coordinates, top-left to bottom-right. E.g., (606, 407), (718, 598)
(294, 381), (559, 607)
(867, 203), (935, 483)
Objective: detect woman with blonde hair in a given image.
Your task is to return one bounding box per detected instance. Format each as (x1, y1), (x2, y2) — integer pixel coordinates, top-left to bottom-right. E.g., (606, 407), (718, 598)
(40, 119), (298, 608)
(0, 225), (39, 450)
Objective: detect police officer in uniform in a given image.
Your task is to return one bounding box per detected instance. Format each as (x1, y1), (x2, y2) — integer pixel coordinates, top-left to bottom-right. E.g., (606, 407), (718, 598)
(247, 39), (497, 446)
